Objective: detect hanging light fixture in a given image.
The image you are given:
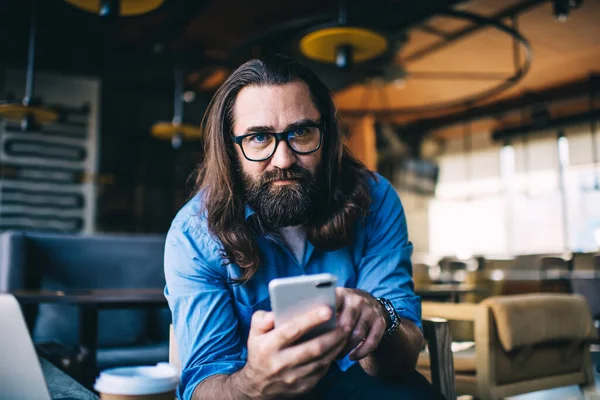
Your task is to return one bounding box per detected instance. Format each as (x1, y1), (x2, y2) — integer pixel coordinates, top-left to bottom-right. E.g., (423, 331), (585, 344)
(64, 0), (165, 17)
(0, 5), (58, 130)
(297, 0), (389, 70)
(151, 61), (201, 149)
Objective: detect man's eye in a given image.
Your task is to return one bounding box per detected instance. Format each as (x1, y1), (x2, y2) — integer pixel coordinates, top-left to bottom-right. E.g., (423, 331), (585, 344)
(291, 128), (309, 136)
(251, 134), (268, 142)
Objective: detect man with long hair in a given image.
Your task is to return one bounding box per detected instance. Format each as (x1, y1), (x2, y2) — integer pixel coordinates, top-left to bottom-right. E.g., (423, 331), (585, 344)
(165, 56), (442, 399)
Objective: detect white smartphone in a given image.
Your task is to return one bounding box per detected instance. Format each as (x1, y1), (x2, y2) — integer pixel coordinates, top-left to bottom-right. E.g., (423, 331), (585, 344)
(269, 273), (337, 342)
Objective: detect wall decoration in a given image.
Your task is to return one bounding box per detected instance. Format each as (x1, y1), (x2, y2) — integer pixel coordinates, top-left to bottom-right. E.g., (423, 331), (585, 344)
(1, 70), (100, 233)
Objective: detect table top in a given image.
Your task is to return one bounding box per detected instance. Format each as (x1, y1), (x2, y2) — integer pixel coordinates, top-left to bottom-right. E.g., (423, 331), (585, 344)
(416, 284), (487, 295)
(12, 288), (167, 307)
(40, 357), (98, 400)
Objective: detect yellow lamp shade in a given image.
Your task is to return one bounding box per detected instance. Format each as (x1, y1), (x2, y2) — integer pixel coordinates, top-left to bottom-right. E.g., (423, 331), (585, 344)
(0, 103), (59, 125)
(299, 27), (388, 64)
(64, 0), (165, 16)
(151, 122), (201, 140)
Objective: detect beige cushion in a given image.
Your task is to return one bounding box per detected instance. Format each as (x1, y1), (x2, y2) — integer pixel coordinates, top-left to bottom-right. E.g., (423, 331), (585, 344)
(418, 346), (476, 373)
(482, 294), (596, 352)
(495, 341), (586, 385)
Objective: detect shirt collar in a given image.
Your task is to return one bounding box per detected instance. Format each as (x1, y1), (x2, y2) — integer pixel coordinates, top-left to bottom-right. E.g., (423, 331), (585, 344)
(244, 204), (255, 220)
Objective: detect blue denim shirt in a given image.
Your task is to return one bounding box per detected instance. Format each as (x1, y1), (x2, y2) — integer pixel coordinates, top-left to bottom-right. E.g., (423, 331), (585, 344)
(164, 174), (421, 400)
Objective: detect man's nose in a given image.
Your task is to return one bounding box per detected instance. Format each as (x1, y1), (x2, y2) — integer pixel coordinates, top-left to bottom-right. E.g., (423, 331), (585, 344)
(270, 140), (296, 169)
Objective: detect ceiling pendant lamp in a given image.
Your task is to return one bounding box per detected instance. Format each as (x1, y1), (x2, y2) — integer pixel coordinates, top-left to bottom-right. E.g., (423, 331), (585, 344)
(0, 4), (58, 130)
(297, 0), (389, 70)
(64, 0), (165, 17)
(151, 62), (201, 149)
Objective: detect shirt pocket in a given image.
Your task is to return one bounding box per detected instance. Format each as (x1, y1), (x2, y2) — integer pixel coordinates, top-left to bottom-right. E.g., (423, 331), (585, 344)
(232, 296), (271, 339)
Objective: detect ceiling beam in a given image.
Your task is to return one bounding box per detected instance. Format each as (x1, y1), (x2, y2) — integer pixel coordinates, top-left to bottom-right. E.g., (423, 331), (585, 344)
(403, 0), (548, 63)
(401, 74), (600, 133)
(492, 109), (600, 141)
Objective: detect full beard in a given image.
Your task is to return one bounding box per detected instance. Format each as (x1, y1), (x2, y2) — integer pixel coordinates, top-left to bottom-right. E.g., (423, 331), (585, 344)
(241, 164), (321, 231)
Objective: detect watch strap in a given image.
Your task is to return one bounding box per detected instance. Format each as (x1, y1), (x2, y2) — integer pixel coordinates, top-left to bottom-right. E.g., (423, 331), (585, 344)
(377, 297), (401, 339)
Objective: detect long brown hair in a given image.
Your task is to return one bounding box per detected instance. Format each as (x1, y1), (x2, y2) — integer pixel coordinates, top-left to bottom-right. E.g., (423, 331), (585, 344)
(195, 55), (374, 282)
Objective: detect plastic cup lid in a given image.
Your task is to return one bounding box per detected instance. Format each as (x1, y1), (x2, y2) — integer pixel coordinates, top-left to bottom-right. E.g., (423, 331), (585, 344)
(94, 363), (180, 395)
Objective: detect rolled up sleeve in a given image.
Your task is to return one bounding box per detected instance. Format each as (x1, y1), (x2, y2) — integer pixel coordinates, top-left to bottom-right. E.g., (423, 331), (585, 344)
(164, 219), (246, 400)
(356, 177), (422, 330)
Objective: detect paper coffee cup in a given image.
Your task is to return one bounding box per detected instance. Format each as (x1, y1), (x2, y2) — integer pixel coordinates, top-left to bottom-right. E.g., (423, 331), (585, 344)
(94, 363), (179, 400)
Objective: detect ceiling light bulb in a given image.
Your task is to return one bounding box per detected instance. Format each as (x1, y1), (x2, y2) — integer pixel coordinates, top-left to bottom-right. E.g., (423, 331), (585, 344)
(491, 269), (505, 281)
(171, 132), (183, 149)
(336, 45), (353, 69)
(553, 0), (570, 21)
(183, 91), (196, 103)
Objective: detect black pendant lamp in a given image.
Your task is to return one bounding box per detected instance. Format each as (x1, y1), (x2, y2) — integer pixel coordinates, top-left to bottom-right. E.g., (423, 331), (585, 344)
(0, 5), (58, 130)
(297, 0), (389, 70)
(151, 62), (201, 149)
(64, 0), (164, 17)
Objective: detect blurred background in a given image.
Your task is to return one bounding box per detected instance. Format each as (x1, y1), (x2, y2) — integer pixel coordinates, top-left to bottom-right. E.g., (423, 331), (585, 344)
(2, 0), (600, 399)
(1, 0), (598, 258)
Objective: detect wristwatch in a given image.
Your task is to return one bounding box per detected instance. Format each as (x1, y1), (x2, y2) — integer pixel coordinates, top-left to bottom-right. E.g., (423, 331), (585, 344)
(377, 297), (401, 339)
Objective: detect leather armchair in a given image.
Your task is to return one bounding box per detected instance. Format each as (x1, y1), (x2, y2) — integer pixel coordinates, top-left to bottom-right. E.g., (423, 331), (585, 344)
(0, 230), (170, 371)
(418, 294), (596, 400)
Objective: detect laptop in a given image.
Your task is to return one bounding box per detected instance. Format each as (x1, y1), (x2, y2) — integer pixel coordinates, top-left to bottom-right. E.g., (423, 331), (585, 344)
(0, 293), (66, 399)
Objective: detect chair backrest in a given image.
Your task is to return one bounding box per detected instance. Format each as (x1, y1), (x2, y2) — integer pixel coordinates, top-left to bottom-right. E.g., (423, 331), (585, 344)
(479, 294), (595, 396)
(422, 319), (456, 400)
(0, 231), (170, 347)
(437, 258), (467, 283)
(513, 254), (544, 270)
(571, 278), (600, 319)
(571, 252), (597, 271)
(540, 256), (569, 271)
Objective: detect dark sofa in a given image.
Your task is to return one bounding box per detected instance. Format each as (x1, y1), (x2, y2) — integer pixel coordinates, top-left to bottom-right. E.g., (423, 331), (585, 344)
(0, 230), (170, 371)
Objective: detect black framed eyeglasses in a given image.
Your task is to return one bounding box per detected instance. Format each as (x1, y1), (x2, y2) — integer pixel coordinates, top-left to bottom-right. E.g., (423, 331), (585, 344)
(231, 123), (324, 162)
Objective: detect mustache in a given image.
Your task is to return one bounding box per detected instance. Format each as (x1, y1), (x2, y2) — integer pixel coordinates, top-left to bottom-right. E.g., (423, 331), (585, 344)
(260, 165), (312, 184)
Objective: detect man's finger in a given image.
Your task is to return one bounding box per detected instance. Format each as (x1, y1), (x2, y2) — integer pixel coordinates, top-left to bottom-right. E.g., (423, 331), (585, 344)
(335, 288), (345, 311)
(336, 297), (360, 337)
(279, 325), (349, 367)
(249, 310), (275, 336)
(339, 310), (370, 357)
(349, 316), (386, 360)
(271, 306), (333, 348)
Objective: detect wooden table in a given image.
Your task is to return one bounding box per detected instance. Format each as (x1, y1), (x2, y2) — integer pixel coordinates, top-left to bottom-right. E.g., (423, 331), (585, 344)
(416, 284), (487, 303)
(40, 357), (99, 400)
(12, 289), (168, 389)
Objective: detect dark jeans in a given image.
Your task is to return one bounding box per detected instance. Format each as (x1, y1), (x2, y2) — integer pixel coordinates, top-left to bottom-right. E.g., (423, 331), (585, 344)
(300, 363), (446, 400)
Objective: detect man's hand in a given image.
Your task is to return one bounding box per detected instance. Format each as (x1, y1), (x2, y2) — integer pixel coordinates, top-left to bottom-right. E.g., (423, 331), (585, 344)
(237, 307), (350, 399)
(335, 288), (388, 361)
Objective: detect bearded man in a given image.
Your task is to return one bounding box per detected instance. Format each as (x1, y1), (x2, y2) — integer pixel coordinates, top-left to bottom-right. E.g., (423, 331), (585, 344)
(165, 56), (443, 400)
